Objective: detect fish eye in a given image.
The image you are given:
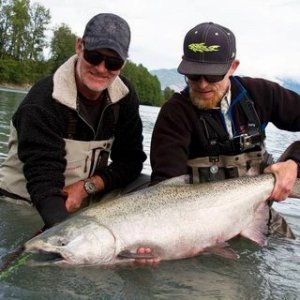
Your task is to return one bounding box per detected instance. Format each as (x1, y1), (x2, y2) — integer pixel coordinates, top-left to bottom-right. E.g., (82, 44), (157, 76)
(58, 239), (67, 246)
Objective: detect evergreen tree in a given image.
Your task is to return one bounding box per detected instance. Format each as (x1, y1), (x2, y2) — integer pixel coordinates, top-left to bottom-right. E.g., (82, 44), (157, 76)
(0, 0), (11, 58)
(0, 0), (50, 61)
(0, 1), (169, 107)
(49, 23), (77, 72)
(163, 86), (175, 103)
(7, 0), (31, 60)
(122, 61), (164, 106)
(27, 2), (51, 60)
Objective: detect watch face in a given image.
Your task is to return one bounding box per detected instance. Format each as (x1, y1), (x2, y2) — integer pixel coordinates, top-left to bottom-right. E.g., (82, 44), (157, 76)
(84, 180), (97, 195)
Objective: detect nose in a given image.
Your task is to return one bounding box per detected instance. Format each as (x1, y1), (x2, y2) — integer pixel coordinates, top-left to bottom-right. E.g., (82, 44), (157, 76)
(94, 60), (107, 72)
(196, 77), (210, 88)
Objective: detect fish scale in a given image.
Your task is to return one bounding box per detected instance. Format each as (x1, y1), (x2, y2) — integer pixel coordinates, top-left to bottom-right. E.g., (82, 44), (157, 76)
(24, 174), (300, 265)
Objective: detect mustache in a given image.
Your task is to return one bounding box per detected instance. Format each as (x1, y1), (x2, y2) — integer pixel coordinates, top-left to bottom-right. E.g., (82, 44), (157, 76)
(189, 86), (228, 109)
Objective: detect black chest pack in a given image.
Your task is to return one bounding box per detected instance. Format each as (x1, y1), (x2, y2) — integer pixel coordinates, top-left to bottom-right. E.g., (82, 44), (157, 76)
(198, 94), (265, 156)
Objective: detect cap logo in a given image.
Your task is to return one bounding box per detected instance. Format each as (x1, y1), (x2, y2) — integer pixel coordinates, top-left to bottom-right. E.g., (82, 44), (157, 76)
(188, 43), (220, 53)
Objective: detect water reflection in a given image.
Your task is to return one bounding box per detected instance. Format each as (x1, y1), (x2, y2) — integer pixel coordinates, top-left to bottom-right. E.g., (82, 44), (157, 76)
(0, 90), (25, 161)
(0, 88), (300, 300)
(139, 105), (160, 175)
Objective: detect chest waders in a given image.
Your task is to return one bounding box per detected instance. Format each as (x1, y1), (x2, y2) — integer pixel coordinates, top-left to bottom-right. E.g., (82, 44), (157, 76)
(0, 102), (120, 204)
(187, 89), (295, 239)
(188, 94), (270, 183)
(65, 101), (120, 173)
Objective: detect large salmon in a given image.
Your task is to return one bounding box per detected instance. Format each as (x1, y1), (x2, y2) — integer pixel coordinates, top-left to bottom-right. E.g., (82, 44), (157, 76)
(24, 174), (300, 265)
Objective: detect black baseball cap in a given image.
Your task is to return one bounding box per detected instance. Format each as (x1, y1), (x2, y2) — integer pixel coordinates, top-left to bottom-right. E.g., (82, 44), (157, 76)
(177, 22), (236, 75)
(83, 13), (131, 61)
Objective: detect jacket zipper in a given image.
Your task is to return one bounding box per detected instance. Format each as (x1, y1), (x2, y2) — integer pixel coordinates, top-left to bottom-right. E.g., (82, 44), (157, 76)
(75, 98), (115, 176)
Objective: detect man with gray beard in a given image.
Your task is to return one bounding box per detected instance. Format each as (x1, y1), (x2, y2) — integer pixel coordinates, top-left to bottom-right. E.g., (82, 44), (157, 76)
(150, 22), (300, 238)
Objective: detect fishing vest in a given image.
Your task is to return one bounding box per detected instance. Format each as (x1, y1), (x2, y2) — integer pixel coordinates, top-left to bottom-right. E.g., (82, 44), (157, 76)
(188, 80), (274, 184)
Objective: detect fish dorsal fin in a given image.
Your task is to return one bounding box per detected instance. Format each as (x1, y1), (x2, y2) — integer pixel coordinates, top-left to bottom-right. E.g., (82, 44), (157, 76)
(240, 202), (269, 246)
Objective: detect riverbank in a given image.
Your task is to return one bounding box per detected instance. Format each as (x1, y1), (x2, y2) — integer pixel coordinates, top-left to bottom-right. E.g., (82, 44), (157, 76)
(0, 82), (31, 92)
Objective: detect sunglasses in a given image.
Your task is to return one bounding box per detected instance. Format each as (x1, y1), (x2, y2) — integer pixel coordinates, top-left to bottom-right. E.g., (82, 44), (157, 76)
(83, 49), (124, 71)
(186, 74), (226, 83)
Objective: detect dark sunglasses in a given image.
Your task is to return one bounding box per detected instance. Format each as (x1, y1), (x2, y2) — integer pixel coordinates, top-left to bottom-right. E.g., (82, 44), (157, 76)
(83, 49), (124, 71)
(186, 74), (226, 83)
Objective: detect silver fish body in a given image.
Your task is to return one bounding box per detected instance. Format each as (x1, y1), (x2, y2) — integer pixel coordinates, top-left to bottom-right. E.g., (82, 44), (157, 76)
(24, 174), (300, 265)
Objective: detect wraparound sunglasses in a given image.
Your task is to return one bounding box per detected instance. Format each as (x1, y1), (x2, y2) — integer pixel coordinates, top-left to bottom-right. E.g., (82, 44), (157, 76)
(186, 74), (226, 83)
(83, 49), (124, 71)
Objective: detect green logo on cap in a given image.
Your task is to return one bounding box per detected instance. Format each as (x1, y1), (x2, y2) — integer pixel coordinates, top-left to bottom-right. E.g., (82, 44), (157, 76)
(188, 43), (220, 53)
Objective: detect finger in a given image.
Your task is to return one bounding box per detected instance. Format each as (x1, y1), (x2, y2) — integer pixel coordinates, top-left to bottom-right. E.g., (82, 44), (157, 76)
(61, 189), (68, 200)
(65, 201), (78, 213)
(137, 247), (151, 254)
(135, 257), (160, 266)
(135, 258), (147, 265)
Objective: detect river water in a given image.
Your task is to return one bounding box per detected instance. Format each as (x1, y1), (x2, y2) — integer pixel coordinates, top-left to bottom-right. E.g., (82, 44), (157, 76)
(0, 88), (300, 299)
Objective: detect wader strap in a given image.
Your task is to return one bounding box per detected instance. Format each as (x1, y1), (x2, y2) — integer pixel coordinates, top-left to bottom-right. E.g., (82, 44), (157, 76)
(198, 95), (265, 156)
(200, 112), (229, 143)
(97, 150), (110, 169)
(239, 96), (262, 136)
(199, 112), (229, 157)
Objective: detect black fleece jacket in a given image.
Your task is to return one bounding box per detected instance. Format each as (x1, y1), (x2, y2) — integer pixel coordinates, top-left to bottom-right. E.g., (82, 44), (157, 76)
(151, 76), (300, 183)
(13, 75), (146, 227)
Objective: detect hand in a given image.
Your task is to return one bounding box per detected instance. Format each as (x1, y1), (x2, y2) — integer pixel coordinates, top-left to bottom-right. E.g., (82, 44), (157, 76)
(264, 159), (298, 201)
(63, 176), (105, 213)
(63, 181), (87, 213)
(135, 247), (160, 266)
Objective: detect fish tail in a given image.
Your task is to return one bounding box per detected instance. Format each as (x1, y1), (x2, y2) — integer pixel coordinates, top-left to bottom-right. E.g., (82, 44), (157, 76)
(290, 179), (300, 199)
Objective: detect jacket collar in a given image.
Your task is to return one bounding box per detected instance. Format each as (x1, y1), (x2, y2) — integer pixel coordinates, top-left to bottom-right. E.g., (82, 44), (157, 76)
(52, 55), (129, 110)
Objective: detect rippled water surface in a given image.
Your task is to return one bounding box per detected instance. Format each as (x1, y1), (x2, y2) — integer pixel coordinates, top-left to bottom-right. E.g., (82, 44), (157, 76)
(0, 88), (300, 299)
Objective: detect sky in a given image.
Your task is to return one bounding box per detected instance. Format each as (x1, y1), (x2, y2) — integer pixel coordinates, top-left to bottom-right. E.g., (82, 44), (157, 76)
(36, 0), (300, 82)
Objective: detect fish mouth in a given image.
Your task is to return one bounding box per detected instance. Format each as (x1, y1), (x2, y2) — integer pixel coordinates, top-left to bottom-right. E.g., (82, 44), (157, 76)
(25, 239), (75, 264)
(28, 250), (67, 265)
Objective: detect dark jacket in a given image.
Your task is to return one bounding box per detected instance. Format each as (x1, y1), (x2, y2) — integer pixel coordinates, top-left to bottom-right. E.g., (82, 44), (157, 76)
(150, 76), (300, 183)
(1, 55), (146, 227)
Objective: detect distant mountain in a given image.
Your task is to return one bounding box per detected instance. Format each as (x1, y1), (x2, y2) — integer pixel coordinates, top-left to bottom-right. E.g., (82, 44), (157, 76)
(150, 69), (186, 91)
(150, 68), (300, 94)
(283, 80), (300, 94)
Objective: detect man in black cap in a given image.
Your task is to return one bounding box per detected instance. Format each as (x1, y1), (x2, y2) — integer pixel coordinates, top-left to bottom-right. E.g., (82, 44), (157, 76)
(0, 13), (147, 229)
(150, 22), (300, 238)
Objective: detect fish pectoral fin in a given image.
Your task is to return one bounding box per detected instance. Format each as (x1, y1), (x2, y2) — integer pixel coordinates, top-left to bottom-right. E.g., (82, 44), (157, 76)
(240, 228), (268, 246)
(117, 250), (156, 260)
(203, 243), (240, 260)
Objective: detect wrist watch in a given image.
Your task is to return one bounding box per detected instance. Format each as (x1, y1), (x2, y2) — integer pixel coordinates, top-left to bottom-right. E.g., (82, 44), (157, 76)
(83, 178), (97, 195)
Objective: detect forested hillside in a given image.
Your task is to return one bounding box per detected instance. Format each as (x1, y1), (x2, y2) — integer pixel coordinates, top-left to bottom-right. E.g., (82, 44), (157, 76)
(0, 0), (171, 106)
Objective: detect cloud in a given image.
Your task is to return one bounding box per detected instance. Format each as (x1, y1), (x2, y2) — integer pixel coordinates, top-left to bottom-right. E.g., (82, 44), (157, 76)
(38, 0), (300, 81)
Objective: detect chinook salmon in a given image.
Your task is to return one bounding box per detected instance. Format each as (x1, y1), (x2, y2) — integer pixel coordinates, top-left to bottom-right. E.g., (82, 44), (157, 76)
(24, 174), (300, 265)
